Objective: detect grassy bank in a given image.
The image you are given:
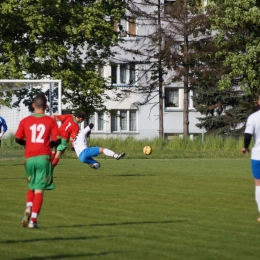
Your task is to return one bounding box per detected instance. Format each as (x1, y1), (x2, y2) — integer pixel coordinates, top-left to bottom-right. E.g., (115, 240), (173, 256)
(0, 134), (247, 159)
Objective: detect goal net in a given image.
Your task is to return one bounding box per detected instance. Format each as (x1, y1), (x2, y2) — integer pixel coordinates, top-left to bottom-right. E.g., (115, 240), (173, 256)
(0, 79), (62, 158)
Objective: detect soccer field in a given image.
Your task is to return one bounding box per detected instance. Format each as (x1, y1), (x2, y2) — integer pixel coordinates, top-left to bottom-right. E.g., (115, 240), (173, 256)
(0, 158), (260, 260)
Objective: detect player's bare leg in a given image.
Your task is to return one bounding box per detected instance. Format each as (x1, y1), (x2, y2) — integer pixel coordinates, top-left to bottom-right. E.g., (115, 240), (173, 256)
(255, 179), (260, 222)
(52, 150), (62, 167)
(21, 190), (34, 227)
(51, 147), (56, 161)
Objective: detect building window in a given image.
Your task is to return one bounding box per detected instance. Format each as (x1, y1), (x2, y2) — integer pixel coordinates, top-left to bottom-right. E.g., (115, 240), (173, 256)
(165, 88), (179, 108)
(189, 90), (198, 109)
(97, 112), (104, 131)
(111, 110), (137, 132)
(114, 17), (136, 38)
(89, 112), (104, 131)
(110, 63), (136, 85)
(129, 110), (137, 131)
(120, 64), (127, 84)
(111, 113), (118, 132)
(120, 111), (127, 130)
(164, 0), (176, 15)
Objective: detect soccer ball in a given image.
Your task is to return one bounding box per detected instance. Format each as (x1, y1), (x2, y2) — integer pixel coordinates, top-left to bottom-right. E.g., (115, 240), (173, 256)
(143, 146), (152, 155)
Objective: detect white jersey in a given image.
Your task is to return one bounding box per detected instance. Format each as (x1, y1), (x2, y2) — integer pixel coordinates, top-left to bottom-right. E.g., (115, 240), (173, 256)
(74, 126), (91, 157)
(245, 110), (260, 160)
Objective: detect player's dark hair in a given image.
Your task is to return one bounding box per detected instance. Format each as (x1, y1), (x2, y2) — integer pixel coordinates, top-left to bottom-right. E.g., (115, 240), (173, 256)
(33, 94), (47, 109)
(76, 111), (86, 120)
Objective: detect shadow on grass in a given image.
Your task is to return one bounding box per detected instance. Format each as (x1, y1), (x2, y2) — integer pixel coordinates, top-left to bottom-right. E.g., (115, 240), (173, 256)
(0, 235), (115, 244)
(109, 174), (156, 177)
(0, 164), (24, 166)
(11, 251), (122, 260)
(53, 219), (188, 229)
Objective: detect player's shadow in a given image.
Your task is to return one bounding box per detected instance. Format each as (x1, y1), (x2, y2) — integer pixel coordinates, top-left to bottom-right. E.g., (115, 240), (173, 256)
(109, 174), (156, 177)
(0, 164), (24, 166)
(0, 177), (25, 180)
(0, 235), (115, 244)
(54, 219), (187, 229)
(11, 251), (122, 260)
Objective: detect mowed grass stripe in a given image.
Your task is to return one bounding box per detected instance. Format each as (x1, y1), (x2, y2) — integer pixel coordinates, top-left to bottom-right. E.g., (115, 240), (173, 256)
(0, 158), (260, 260)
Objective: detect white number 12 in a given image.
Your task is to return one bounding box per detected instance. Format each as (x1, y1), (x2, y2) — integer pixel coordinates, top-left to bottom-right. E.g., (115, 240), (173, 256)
(30, 124), (45, 143)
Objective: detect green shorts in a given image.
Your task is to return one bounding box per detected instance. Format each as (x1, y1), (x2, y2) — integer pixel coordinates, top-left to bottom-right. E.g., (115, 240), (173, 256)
(25, 155), (55, 190)
(57, 138), (69, 152)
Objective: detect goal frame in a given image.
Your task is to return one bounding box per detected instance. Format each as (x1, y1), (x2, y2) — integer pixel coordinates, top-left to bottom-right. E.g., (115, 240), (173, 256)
(0, 79), (62, 114)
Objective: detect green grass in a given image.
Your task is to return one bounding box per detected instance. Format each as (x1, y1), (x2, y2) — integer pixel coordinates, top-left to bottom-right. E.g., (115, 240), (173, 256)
(0, 134), (247, 159)
(0, 157), (260, 260)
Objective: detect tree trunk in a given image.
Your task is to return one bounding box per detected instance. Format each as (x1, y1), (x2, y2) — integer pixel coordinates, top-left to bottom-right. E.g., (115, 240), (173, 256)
(158, 0), (164, 138)
(183, 0), (189, 136)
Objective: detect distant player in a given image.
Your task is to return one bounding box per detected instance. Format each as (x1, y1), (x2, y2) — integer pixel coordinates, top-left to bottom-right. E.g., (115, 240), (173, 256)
(15, 94), (60, 228)
(0, 115), (7, 147)
(51, 112), (86, 167)
(74, 123), (125, 169)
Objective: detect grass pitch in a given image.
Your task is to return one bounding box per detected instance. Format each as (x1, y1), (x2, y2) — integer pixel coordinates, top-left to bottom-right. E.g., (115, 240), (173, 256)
(0, 157), (260, 260)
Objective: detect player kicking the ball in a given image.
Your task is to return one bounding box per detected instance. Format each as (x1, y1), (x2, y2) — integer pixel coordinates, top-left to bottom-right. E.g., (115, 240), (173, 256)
(74, 123), (125, 169)
(51, 112), (86, 167)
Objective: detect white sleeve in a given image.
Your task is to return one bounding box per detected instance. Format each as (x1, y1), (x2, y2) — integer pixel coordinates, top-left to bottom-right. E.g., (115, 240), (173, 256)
(245, 115), (254, 134)
(81, 126), (91, 136)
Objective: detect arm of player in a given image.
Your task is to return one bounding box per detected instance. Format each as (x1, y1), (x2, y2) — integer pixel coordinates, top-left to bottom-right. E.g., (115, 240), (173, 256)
(79, 123), (94, 137)
(84, 123), (94, 137)
(0, 119), (7, 139)
(15, 138), (26, 146)
(241, 133), (252, 154)
(50, 138), (61, 148)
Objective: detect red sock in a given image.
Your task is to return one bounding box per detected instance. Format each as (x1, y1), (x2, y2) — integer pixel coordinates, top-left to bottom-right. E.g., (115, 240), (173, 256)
(26, 190), (35, 208)
(31, 193), (43, 223)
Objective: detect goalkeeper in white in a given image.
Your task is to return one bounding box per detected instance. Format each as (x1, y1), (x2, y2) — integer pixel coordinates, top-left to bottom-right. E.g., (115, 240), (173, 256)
(73, 123), (125, 169)
(0, 116), (7, 145)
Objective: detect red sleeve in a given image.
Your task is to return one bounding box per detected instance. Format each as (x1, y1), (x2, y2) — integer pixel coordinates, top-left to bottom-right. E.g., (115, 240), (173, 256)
(69, 124), (80, 141)
(15, 120), (25, 140)
(54, 114), (70, 123)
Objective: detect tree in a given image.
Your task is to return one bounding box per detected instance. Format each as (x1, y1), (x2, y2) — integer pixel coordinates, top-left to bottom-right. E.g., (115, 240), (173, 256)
(119, 0), (212, 137)
(192, 0), (260, 135)
(209, 0), (260, 100)
(115, 0), (167, 138)
(162, 0), (212, 136)
(0, 0), (126, 116)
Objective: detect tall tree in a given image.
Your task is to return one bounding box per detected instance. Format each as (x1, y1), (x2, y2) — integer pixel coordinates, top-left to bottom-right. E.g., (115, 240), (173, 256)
(0, 0), (126, 115)
(116, 0), (167, 137)
(193, 0), (260, 135)
(163, 0), (211, 136)
(209, 0), (260, 101)
(120, 0), (212, 137)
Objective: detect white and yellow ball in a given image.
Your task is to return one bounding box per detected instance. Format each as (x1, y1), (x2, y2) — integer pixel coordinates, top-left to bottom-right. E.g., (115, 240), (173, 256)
(143, 146), (152, 155)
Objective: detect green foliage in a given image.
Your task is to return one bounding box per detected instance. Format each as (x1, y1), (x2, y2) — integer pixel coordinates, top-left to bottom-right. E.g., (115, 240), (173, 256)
(0, 0), (126, 113)
(209, 0), (260, 97)
(191, 0), (260, 136)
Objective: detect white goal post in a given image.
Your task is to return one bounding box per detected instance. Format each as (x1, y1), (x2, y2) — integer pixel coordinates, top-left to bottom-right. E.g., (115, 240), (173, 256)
(0, 79), (62, 136)
(0, 79), (62, 114)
